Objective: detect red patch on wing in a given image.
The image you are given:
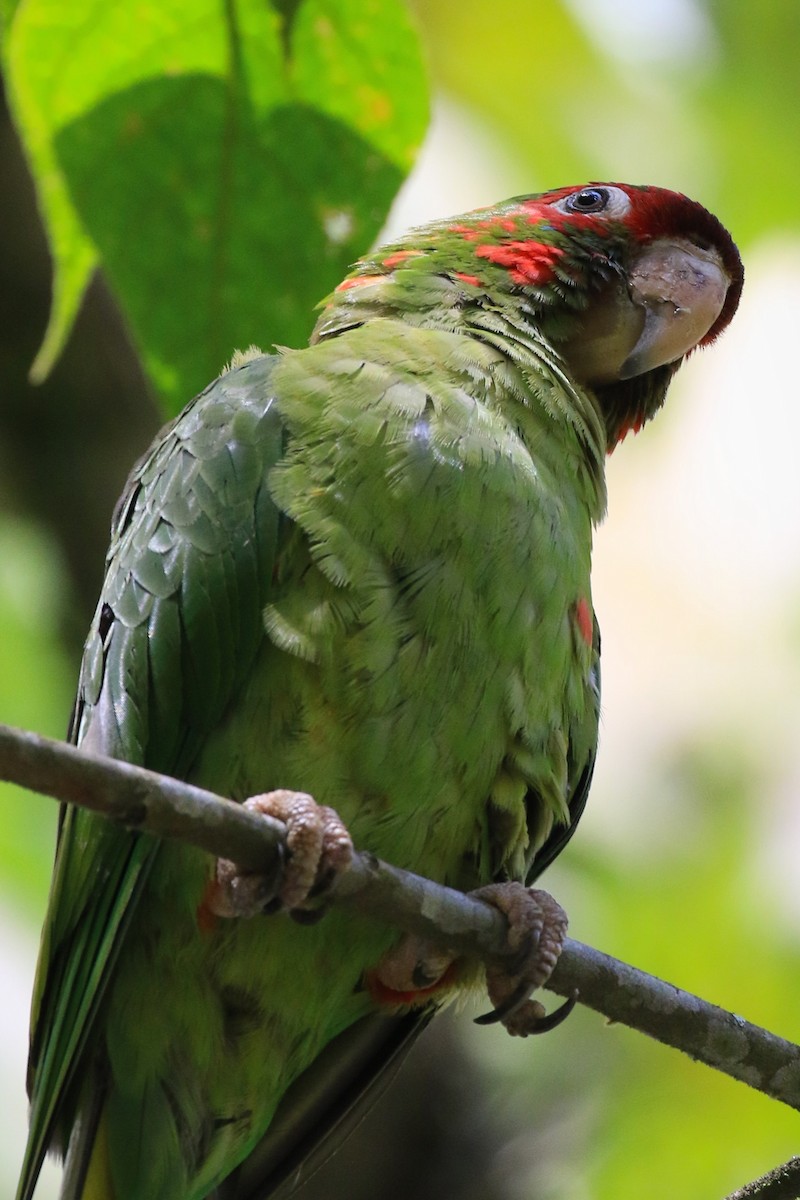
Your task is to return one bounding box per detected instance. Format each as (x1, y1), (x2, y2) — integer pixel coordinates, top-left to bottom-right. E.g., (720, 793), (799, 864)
(453, 272), (482, 287)
(475, 239), (563, 285)
(574, 597), (593, 647)
(335, 274), (384, 291)
(382, 249), (424, 268)
(365, 961), (459, 1009)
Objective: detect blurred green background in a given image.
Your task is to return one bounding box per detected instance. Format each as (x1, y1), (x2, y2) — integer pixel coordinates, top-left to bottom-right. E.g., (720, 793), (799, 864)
(2, 1), (800, 1198)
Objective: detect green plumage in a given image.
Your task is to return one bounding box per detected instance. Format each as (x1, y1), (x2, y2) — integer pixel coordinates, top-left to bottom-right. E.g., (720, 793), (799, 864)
(18, 183), (742, 1200)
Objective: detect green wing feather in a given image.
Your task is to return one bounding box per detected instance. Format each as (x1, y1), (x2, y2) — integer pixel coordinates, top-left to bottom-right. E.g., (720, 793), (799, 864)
(18, 355), (285, 1200)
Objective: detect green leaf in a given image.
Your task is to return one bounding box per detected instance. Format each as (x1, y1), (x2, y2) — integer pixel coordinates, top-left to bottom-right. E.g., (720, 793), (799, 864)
(4, 0), (428, 413)
(290, 0), (427, 169)
(4, 0), (238, 383)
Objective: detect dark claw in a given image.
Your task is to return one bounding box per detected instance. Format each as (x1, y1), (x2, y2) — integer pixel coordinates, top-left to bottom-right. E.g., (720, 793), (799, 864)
(474, 976), (532, 1026)
(525, 991), (579, 1034)
(475, 989), (579, 1032)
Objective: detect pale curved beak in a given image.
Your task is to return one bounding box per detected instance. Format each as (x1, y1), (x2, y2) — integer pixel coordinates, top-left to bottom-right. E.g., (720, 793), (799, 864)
(619, 236), (731, 380)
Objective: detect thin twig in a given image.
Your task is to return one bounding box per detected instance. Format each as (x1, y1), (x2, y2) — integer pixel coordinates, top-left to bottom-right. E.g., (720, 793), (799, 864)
(2, 719), (799, 1114)
(723, 1157), (800, 1200)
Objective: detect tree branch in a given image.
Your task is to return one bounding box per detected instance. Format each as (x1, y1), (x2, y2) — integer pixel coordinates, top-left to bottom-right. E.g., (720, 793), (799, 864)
(723, 1157), (800, 1200)
(2, 719), (799, 1117)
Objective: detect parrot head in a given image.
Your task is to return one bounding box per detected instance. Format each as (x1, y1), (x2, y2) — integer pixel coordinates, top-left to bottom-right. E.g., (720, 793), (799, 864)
(315, 182), (743, 450)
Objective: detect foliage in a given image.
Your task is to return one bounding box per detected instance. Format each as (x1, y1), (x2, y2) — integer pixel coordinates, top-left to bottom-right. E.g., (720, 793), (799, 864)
(0, 521), (72, 910)
(409, 0), (800, 240)
(2, 0), (427, 412)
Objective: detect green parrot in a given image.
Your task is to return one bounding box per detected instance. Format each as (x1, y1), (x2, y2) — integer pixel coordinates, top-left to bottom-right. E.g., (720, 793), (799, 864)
(17, 182), (742, 1200)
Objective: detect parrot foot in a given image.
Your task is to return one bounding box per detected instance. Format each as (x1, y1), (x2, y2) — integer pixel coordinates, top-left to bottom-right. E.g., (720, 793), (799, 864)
(472, 883), (574, 1037)
(366, 885), (573, 1031)
(210, 790), (353, 918)
(367, 934), (458, 1007)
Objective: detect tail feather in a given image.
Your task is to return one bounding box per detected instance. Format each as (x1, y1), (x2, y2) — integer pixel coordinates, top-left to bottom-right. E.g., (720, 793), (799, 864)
(60, 1095), (112, 1200)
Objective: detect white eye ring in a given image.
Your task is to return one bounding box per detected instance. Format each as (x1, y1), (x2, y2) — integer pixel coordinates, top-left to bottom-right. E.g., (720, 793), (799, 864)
(552, 185), (631, 219)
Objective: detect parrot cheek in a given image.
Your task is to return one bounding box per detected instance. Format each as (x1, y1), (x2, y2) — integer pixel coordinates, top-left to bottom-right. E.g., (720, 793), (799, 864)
(618, 237), (730, 380)
(558, 278), (646, 387)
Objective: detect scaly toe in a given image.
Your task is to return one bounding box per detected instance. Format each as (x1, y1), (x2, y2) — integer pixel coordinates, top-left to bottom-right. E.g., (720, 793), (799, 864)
(209, 789), (353, 917)
(471, 883), (572, 1036)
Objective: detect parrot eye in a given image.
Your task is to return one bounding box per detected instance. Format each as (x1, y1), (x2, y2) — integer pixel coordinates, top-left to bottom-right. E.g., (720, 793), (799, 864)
(552, 185), (632, 220)
(566, 188), (609, 213)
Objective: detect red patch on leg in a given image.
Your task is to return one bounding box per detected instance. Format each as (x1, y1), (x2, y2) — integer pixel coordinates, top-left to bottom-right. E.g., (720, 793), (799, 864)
(365, 961), (460, 1009)
(196, 880), (220, 935)
(453, 272), (482, 287)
